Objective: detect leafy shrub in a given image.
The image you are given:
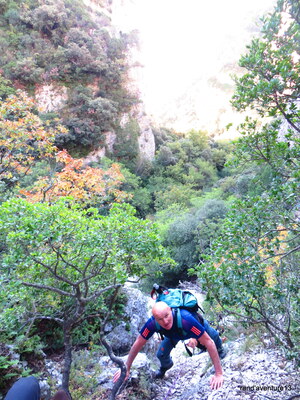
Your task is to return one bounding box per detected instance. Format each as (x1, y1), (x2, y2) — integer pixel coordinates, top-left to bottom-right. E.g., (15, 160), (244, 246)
(112, 119), (140, 172)
(0, 75), (15, 99)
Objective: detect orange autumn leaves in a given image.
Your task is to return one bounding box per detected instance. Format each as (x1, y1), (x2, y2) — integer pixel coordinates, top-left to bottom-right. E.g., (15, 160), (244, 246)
(1, 91), (130, 205)
(20, 150), (130, 204)
(0, 92), (58, 181)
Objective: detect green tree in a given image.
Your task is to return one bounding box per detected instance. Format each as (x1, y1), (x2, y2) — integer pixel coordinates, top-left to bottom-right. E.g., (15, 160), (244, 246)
(159, 199), (228, 285)
(193, 0), (300, 359)
(0, 75), (15, 99)
(118, 166), (152, 218)
(111, 119), (140, 172)
(193, 184), (299, 352)
(231, 0), (300, 133)
(147, 130), (225, 211)
(0, 198), (171, 391)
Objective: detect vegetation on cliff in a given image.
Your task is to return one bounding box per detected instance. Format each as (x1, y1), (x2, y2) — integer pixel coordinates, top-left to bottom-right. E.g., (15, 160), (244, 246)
(0, 0), (138, 152)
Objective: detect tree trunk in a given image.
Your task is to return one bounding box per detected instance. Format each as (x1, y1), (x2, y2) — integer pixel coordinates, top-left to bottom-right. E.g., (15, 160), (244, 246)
(62, 326), (73, 391)
(101, 336), (127, 400)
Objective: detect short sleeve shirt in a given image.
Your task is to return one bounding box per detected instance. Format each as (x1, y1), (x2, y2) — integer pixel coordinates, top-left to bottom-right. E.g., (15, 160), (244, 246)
(139, 309), (206, 341)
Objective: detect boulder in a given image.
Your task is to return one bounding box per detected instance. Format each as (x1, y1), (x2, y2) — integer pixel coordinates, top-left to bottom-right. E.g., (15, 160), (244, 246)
(106, 287), (150, 354)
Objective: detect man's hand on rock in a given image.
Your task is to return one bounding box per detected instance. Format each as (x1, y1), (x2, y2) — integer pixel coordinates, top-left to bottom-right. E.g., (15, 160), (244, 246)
(210, 373), (223, 390)
(186, 338), (198, 349)
(113, 367), (129, 384)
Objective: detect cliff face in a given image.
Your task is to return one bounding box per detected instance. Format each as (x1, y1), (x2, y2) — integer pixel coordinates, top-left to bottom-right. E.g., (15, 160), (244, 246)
(33, 0), (155, 164)
(35, 84), (68, 113)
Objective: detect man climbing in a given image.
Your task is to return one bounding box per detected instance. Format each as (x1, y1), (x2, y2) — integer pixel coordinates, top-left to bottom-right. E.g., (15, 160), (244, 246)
(113, 301), (226, 390)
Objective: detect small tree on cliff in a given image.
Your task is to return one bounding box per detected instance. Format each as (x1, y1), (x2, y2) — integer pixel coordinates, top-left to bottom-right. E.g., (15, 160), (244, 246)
(0, 198), (171, 391)
(0, 92), (62, 199)
(231, 0), (300, 133)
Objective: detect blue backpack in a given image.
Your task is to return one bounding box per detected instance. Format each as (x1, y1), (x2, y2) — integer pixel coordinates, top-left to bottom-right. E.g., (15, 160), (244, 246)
(150, 284), (205, 338)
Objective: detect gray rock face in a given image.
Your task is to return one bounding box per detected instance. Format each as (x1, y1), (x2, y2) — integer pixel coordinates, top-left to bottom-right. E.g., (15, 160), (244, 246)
(97, 352), (151, 390)
(106, 286), (150, 354)
(150, 337), (300, 400)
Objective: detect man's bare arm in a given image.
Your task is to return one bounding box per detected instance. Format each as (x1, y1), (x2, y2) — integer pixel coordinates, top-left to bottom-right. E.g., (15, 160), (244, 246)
(113, 335), (147, 383)
(198, 332), (224, 390)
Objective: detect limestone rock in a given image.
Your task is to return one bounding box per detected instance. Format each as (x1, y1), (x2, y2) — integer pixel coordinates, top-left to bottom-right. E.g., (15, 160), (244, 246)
(35, 84), (68, 113)
(106, 286), (150, 354)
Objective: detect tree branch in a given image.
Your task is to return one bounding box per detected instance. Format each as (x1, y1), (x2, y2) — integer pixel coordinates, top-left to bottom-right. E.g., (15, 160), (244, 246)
(49, 242), (82, 274)
(29, 253), (76, 286)
(101, 336), (127, 400)
(83, 284), (122, 303)
(22, 281), (74, 297)
(261, 244), (300, 262)
(100, 285), (126, 400)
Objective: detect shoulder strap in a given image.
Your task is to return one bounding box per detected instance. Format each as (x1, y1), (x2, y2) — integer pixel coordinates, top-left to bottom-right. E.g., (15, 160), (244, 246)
(155, 308), (191, 338)
(155, 319), (160, 331)
(174, 308), (188, 336)
(155, 319), (165, 341)
(175, 308), (182, 331)
(175, 308), (193, 357)
(184, 342), (193, 357)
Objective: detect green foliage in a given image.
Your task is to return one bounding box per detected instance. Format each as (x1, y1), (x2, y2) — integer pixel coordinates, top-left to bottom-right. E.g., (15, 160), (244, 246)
(119, 166), (152, 218)
(145, 130), (232, 212)
(0, 75), (15, 99)
(55, 85), (121, 150)
(154, 199), (228, 285)
(193, 0), (300, 360)
(0, 197), (169, 291)
(14, 335), (44, 356)
(193, 186), (300, 352)
(120, 369), (153, 400)
(231, 118), (298, 178)
(0, 355), (23, 392)
(111, 119), (140, 172)
(231, 0), (300, 134)
(154, 183), (198, 211)
(0, 344), (33, 393)
(0, 197), (172, 389)
(0, 0), (138, 151)
(68, 349), (106, 400)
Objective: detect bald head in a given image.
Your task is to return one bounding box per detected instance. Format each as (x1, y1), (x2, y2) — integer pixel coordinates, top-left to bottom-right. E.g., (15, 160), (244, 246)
(152, 301), (173, 330)
(152, 301), (170, 316)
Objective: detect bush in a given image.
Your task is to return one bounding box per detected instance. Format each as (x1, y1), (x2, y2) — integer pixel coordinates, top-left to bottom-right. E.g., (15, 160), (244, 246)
(0, 76), (15, 99)
(112, 119), (140, 172)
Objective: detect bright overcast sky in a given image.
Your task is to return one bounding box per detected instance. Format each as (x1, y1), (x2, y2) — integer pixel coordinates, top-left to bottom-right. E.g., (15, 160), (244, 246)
(111, 0), (277, 129)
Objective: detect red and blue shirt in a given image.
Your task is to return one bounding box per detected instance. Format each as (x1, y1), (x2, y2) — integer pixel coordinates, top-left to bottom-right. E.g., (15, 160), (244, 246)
(139, 309), (205, 341)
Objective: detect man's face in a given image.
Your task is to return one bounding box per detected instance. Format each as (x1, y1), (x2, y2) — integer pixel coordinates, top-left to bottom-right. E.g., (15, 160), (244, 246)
(154, 306), (173, 330)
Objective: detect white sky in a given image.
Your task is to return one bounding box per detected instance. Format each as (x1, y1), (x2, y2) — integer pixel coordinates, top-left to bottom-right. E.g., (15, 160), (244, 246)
(112, 0), (277, 131)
